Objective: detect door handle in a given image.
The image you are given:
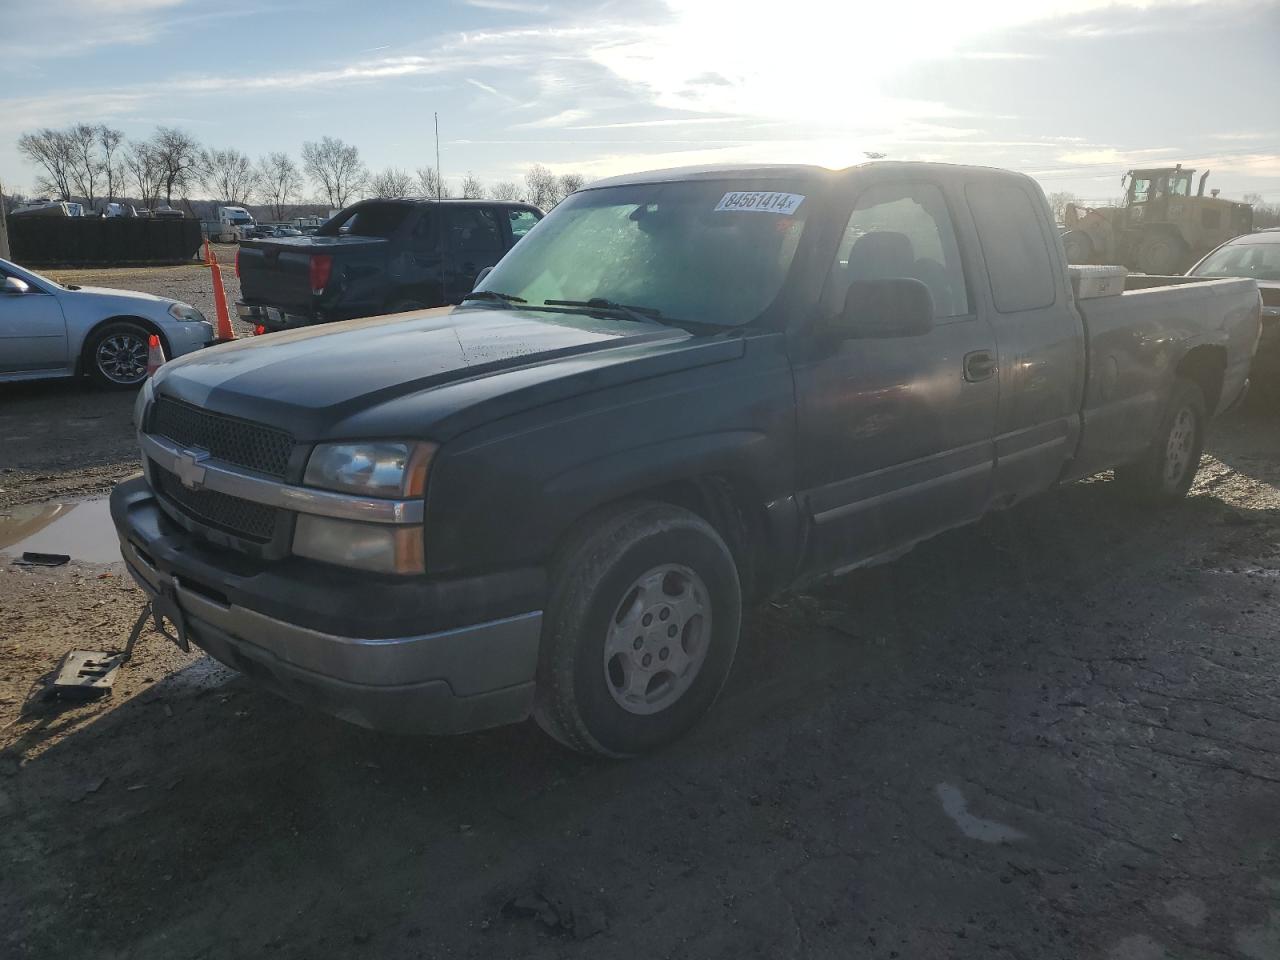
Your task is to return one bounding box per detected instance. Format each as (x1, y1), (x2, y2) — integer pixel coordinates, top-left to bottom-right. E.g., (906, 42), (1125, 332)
(964, 350), (997, 382)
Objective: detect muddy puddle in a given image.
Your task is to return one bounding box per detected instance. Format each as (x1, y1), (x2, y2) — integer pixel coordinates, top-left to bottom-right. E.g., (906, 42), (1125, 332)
(0, 498), (120, 565)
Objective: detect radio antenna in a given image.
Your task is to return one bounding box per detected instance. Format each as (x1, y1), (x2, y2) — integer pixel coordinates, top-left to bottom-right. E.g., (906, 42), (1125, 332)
(435, 112), (446, 301)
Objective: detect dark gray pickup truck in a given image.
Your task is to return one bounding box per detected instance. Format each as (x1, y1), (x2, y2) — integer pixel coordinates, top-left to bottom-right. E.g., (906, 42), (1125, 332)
(235, 198), (543, 332)
(112, 162), (1261, 757)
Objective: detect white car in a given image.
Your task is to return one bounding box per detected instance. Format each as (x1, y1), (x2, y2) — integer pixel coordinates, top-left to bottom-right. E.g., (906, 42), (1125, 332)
(0, 257), (214, 388)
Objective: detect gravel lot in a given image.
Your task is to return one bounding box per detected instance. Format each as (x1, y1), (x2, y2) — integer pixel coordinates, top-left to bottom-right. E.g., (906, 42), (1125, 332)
(2, 266), (1278, 960)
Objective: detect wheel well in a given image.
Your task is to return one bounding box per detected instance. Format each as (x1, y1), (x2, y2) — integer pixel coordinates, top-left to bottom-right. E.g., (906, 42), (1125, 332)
(562, 475), (771, 602)
(77, 315), (168, 376)
(1176, 345), (1226, 412)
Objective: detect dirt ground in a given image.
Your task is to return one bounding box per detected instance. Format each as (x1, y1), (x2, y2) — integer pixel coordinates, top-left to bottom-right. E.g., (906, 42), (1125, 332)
(2, 269), (1278, 958)
(0, 261), (248, 509)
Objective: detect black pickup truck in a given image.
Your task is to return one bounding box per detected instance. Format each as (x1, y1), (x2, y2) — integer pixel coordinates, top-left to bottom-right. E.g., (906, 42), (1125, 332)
(113, 162), (1260, 757)
(235, 198), (543, 332)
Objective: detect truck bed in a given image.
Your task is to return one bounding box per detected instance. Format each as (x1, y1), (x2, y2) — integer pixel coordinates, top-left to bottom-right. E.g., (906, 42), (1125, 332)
(1071, 273), (1260, 475)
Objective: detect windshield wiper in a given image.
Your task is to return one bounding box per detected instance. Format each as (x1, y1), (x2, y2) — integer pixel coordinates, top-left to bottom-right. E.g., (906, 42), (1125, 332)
(461, 290), (527, 306)
(543, 298), (661, 325)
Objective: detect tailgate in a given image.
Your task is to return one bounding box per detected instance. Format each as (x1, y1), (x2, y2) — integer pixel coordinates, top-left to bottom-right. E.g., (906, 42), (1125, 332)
(238, 236), (390, 313)
(238, 240), (313, 311)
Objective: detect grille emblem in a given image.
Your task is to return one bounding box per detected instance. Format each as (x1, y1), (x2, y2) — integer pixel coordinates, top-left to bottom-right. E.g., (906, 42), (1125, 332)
(174, 448), (210, 490)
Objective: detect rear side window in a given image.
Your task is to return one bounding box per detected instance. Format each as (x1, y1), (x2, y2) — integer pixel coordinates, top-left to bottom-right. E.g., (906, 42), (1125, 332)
(508, 209), (541, 241)
(965, 182), (1057, 313)
(320, 202), (412, 239)
(443, 208), (503, 253)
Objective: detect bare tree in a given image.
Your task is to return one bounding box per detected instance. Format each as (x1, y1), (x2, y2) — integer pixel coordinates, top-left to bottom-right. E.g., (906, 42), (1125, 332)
(1047, 191), (1080, 223)
(152, 127), (201, 205)
(302, 136), (367, 209)
(125, 140), (164, 209)
(415, 166), (452, 199)
(460, 172), (485, 199)
(63, 123), (103, 203)
(489, 179), (522, 201)
(98, 125), (125, 203)
(256, 152), (302, 220)
(200, 148), (258, 205)
(524, 163), (558, 210)
(17, 128), (75, 200)
(368, 167), (415, 198)
(557, 173), (585, 200)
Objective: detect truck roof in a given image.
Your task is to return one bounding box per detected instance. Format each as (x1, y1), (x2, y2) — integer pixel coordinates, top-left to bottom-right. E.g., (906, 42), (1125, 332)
(356, 197), (539, 207)
(588, 160), (1036, 190)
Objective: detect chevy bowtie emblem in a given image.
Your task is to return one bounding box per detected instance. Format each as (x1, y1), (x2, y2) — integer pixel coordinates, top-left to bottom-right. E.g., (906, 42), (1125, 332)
(175, 448), (210, 490)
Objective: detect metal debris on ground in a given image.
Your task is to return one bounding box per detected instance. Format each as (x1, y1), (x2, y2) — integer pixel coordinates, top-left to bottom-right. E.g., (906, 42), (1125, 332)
(14, 551), (70, 566)
(46, 604), (155, 701)
(49, 650), (125, 700)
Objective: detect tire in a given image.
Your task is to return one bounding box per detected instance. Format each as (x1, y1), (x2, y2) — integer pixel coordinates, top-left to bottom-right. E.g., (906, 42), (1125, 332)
(1113, 377), (1206, 503)
(533, 501), (742, 758)
(85, 320), (153, 389)
(1136, 232), (1189, 275)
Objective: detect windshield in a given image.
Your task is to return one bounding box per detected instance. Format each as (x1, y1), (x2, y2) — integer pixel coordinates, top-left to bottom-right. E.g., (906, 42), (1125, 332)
(1190, 240), (1280, 282)
(476, 179), (813, 326)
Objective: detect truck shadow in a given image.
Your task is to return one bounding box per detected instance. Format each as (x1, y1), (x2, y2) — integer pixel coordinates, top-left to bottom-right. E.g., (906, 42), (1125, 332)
(6, 461), (1279, 958)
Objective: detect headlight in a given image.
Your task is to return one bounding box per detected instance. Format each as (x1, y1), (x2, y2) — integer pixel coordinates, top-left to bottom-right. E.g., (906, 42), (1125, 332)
(293, 515), (425, 574)
(304, 441), (435, 498)
(168, 302), (206, 322)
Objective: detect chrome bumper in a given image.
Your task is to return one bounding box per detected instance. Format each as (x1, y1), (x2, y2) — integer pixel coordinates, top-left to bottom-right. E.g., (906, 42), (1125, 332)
(119, 533), (542, 734)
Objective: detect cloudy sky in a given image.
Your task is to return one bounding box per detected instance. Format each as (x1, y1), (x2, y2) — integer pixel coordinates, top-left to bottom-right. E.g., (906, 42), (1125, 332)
(2, 0), (1277, 203)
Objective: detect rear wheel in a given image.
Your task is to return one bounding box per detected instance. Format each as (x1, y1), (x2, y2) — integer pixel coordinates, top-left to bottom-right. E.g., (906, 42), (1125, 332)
(534, 502), (742, 758)
(1114, 377), (1206, 503)
(1136, 232), (1190, 275)
(86, 320), (152, 389)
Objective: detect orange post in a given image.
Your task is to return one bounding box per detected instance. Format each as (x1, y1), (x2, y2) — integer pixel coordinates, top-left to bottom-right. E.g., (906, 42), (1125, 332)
(204, 242), (236, 341)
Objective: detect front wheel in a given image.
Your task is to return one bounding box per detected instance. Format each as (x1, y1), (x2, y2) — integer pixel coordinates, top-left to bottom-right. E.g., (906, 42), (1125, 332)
(86, 320), (152, 389)
(1113, 377), (1206, 503)
(534, 502), (742, 758)
(1136, 232), (1189, 275)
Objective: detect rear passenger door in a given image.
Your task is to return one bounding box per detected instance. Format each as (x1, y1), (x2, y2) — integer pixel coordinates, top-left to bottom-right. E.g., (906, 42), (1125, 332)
(794, 177), (999, 573)
(442, 206), (505, 302)
(963, 179), (1085, 501)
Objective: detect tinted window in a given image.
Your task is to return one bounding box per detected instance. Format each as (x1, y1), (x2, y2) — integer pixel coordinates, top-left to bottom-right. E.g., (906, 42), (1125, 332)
(965, 182), (1057, 313)
(444, 208), (503, 253)
(831, 182), (969, 318)
(508, 209), (540, 241)
(319, 202), (412, 238)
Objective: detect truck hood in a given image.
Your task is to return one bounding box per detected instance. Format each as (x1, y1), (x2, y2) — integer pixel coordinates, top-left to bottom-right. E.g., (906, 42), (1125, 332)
(153, 306), (742, 442)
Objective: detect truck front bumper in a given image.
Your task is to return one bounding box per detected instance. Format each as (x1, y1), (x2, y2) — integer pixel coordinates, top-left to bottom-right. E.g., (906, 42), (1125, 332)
(110, 477), (544, 735)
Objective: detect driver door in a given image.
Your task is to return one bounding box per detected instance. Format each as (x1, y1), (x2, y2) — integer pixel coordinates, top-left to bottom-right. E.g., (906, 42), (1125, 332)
(792, 177), (999, 574)
(0, 272), (69, 375)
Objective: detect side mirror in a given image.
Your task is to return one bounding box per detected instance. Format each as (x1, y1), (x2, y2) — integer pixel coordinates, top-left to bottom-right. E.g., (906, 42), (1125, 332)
(473, 266), (494, 289)
(837, 278), (934, 339)
(2, 276), (31, 295)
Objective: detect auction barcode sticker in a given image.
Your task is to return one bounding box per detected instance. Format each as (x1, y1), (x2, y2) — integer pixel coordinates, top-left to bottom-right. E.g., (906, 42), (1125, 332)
(714, 191), (805, 215)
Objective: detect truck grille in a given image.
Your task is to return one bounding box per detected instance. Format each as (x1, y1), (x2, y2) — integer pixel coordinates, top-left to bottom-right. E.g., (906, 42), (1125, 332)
(151, 397), (294, 479)
(154, 464), (278, 543)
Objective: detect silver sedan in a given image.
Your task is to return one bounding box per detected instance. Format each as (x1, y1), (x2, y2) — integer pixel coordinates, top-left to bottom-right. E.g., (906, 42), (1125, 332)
(0, 257), (214, 388)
